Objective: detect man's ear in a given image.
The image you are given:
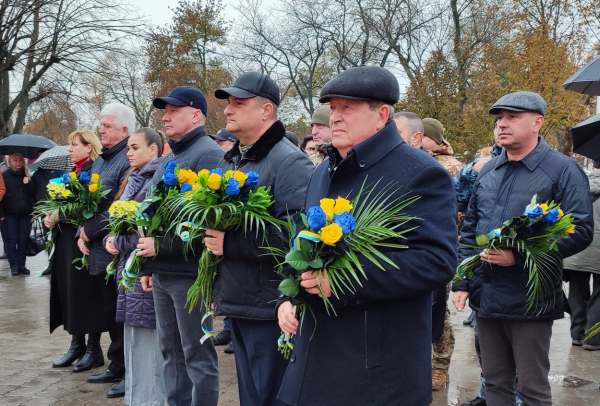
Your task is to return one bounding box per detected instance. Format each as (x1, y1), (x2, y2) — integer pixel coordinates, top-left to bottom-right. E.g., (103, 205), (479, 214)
(262, 102), (274, 121)
(411, 132), (423, 147)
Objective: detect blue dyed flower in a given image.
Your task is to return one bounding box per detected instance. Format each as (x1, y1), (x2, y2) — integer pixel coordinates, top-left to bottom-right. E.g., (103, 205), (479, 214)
(543, 208), (559, 223)
(79, 171), (90, 183)
(246, 171), (259, 188)
(306, 206), (327, 232)
(225, 178), (240, 197)
(524, 205), (543, 219)
(49, 177), (62, 184)
(210, 168), (223, 177)
(180, 183), (193, 193)
(334, 212), (356, 235)
(164, 160), (178, 173)
(61, 173), (71, 184)
(163, 172), (178, 187)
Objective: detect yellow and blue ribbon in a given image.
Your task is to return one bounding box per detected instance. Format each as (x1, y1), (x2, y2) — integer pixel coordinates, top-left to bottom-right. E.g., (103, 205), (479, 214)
(199, 301), (215, 345)
(293, 230), (322, 250)
(176, 221), (208, 242)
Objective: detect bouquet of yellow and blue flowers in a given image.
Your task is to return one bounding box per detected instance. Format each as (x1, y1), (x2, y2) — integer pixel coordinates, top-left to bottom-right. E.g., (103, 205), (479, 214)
(271, 180), (419, 358)
(118, 160), (188, 290)
(105, 200), (140, 281)
(453, 195), (575, 314)
(35, 172), (111, 268)
(163, 168), (282, 318)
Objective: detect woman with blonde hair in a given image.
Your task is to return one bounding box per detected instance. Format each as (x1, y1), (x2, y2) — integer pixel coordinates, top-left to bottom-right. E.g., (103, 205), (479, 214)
(1, 152), (35, 275)
(44, 129), (108, 372)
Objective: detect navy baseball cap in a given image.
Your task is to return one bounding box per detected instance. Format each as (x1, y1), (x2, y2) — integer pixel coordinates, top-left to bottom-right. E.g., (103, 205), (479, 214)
(215, 71), (280, 106)
(212, 128), (237, 143)
(153, 86), (208, 116)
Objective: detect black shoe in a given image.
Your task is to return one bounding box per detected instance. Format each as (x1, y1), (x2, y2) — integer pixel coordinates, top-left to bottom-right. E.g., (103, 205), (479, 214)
(73, 333), (104, 373)
(0, 253), (7, 259)
(461, 397), (487, 406)
(88, 369), (124, 384)
(463, 311), (475, 326)
(583, 343), (600, 351)
(212, 329), (231, 346)
(107, 379), (125, 398)
(41, 267), (52, 276)
(19, 267), (31, 275)
(572, 339), (584, 346)
(11, 268), (19, 275)
(224, 341), (234, 354)
(53, 334), (86, 368)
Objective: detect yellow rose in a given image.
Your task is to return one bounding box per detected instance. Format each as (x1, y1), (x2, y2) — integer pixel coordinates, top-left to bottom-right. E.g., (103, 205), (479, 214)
(207, 173), (222, 190)
(320, 223), (343, 245)
(69, 172), (77, 179)
(198, 169), (210, 178)
(334, 197), (352, 214)
(320, 198), (335, 221)
(539, 204), (548, 214)
(91, 174), (100, 184)
(557, 208), (564, 220)
(233, 171), (247, 187)
(566, 225), (575, 234)
(89, 184), (98, 192)
(224, 170), (235, 179)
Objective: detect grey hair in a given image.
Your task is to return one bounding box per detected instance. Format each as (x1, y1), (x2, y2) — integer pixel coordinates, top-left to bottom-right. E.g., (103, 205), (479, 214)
(254, 96), (278, 119)
(101, 102), (136, 135)
(367, 101), (395, 122)
(393, 111), (424, 134)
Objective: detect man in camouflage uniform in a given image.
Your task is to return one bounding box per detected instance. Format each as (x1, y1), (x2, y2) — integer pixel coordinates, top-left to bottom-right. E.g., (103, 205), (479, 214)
(422, 117), (463, 390)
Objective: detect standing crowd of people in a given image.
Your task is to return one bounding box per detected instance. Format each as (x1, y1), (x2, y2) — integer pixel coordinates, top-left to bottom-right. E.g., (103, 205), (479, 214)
(0, 65), (596, 406)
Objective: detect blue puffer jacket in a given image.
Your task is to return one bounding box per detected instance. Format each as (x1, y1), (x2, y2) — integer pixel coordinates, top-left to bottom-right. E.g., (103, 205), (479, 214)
(454, 138), (593, 320)
(109, 159), (161, 329)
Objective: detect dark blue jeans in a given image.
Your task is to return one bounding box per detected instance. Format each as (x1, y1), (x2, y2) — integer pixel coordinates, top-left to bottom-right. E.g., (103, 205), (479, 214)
(152, 274), (219, 406)
(3, 214), (31, 270)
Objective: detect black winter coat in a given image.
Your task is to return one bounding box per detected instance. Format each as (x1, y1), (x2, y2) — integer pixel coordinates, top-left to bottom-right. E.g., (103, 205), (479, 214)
(83, 138), (131, 276)
(213, 121), (314, 320)
(454, 138), (593, 320)
(1, 167), (35, 215)
(142, 126), (224, 276)
(278, 121), (457, 406)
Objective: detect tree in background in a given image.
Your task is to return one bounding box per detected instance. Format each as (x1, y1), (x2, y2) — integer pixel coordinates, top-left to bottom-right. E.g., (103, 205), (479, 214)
(146, 0), (231, 135)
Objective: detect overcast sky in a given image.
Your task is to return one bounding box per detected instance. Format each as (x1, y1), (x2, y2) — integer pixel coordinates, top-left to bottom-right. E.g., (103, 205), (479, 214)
(125, 0), (239, 28)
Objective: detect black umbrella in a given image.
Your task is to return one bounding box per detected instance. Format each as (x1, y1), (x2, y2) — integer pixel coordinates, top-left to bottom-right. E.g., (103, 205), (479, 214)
(0, 134), (57, 159)
(571, 113), (600, 161)
(563, 55), (600, 96)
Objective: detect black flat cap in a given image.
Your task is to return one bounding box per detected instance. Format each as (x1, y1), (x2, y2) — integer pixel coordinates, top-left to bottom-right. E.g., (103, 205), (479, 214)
(153, 86), (208, 116)
(319, 65), (399, 105)
(215, 71), (280, 106)
(489, 91), (546, 116)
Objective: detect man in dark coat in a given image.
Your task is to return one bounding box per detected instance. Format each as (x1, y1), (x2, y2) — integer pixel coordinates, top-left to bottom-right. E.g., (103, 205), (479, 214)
(452, 91), (594, 406)
(136, 86), (224, 406)
(77, 102), (133, 395)
(205, 71), (313, 405)
(277, 65), (457, 406)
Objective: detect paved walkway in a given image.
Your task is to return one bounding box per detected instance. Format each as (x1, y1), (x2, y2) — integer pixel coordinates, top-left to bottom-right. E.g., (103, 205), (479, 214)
(0, 252), (598, 405)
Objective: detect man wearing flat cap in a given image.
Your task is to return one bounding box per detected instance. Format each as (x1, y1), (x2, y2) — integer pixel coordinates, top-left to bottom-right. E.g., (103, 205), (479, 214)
(136, 86), (224, 405)
(277, 65), (457, 406)
(205, 71), (313, 405)
(452, 90), (593, 406)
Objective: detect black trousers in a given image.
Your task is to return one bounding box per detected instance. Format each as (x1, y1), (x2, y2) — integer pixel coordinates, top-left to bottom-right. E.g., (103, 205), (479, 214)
(476, 316), (553, 406)
(230, 317), (288, 406)
(107, 320), (125, 374)
(566, 270), (600, 345)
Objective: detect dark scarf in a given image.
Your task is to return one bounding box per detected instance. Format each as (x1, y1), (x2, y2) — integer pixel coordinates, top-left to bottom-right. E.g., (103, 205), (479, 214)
(120, 159), (161, 201)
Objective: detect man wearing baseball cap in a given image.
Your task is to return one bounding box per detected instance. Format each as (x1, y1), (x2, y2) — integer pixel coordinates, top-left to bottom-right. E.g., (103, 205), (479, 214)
(207, 71), (313, 405)
(211, 128), (238, 152)
(137, 86), (224, 406)
(277, 65), (457, 406)
(453, 91), (593, 406)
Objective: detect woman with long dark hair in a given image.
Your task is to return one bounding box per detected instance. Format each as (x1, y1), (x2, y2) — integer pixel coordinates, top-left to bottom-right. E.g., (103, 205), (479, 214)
(44, 129), (105, 371)
(104, 127), (166, 405)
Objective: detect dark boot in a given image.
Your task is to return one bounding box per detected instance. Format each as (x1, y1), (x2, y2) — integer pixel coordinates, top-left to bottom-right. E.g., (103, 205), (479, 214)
(52, 334), (86, 368)
(73, 333), (104, 373)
